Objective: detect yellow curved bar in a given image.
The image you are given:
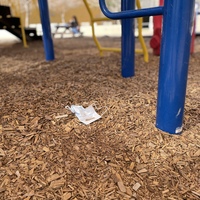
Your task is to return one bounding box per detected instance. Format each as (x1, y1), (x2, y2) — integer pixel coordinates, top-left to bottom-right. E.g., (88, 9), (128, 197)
(136, 0), (149, 62)
(83, 0), (148, 62)
(82, 0), (103, 55)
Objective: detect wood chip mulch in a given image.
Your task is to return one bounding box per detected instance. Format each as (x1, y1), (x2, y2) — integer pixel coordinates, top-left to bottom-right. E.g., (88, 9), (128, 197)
(0, 36), (199, 200)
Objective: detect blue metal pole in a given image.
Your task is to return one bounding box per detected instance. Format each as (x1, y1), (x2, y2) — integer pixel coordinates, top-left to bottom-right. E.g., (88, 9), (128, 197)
(38, 0), (55, 61)
(121, 0), (135, 77)
(156, 0), (195, 134)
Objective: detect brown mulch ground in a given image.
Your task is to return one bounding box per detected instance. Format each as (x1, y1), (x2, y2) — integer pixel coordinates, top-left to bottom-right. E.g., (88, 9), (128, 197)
(0, 36), (199, 200)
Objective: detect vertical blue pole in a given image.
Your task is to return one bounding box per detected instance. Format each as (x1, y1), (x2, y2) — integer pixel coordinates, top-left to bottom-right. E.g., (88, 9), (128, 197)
(38, 0), (55, 61)
(156, 0), (195, 134)
(121, 0), (135, 77)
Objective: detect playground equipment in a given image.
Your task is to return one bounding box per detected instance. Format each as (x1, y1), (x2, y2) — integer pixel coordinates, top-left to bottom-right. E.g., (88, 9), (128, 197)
(37, 0), (195, 134)
(149, 0), (164, 56)
(82, 0), (148, 63)
(0, 4), (41, 47)
(99, 0), (195, 134)
(150, 0), (196, 55)
(37, 0), (148, 62)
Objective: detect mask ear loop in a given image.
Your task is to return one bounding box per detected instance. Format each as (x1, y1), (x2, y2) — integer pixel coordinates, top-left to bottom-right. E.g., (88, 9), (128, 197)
(91, 102), (108, 117)
(65, 105), (74, 113)
(65, 105), (70, 110)
(100, 106), (109, 117)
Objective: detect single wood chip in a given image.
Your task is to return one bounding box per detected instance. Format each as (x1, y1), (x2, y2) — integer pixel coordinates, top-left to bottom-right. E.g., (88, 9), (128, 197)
(49, 178), (65, 189)
(42, 147), (50, 152)
(162, 189), (169, 194)
(133, 183), (141, 191)
(129, 162), (135, 170)
(15, 170), (20, 178)
(137, 168), (148, 173)
(47, 173), (61, 182)
(62, 192), (72, 200)
(0, 148), (5, 156)
(126, 187), (132, 196)
(117, 181), (126, 193)
(191, 191), (200, 197)
(64, 126), (73, 133)
(55, 114), (68, 119)
(112, 172), (122, 183)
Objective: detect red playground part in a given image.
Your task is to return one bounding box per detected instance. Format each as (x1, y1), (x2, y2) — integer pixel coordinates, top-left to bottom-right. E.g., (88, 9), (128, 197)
(150, 0), (164, 56)
(150, 0), (196, 55)
(149, 17), (162, 55)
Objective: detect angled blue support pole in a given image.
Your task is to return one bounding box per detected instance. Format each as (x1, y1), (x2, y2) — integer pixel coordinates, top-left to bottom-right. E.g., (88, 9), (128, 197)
(156, 0), (195, 134)
(121, 0), (135, 77)
(38, 0), (55, 61)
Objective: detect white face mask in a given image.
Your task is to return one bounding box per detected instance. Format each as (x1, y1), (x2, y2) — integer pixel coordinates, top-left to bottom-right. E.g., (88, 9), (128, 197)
(66, 105), (101, 125)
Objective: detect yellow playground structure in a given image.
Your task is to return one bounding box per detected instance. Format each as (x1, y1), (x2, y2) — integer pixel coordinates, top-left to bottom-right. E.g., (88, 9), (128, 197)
(83, 0), (149, 62)
(0, 0), (28, 47)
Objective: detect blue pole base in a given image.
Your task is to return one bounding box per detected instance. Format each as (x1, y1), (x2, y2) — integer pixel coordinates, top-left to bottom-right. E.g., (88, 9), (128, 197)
(156, 0), (195, 134)
(155, 124), (183, 135)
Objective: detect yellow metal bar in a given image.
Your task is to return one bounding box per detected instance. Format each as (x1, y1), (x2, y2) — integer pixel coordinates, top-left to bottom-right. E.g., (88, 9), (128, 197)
(92, 17), (111, 22)
(91, 21), (103, 55)
(17, 0), (28, 48)
(136, 0), (149, 62)
(100, 48), (143, 54)
(135, 49), (143, 53)
(82, 0), (104, 55)
(19, 19), (28, 48)
(100, 47), (120, 52)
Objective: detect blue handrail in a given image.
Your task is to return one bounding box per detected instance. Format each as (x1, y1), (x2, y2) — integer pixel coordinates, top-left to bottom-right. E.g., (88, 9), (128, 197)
(99, 0), (164, 19)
